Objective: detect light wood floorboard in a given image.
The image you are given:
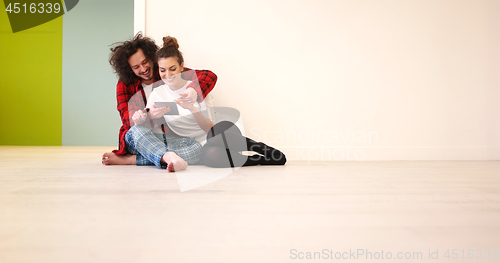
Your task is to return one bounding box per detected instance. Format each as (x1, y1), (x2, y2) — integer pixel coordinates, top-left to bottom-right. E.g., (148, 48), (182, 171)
(1, 146), (499, 262)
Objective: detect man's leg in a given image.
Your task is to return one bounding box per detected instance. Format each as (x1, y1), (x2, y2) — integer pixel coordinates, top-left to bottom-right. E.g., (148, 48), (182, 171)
(163, 134), (202, 165)
(125, 125), (188, 171)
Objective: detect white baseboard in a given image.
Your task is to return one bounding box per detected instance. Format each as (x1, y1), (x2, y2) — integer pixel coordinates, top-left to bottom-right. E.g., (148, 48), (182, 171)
(279, 147), (500, 161)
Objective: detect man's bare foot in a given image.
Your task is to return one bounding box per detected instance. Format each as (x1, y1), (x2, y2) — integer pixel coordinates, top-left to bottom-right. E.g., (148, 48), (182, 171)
(162, 152), (188, 172)
(102, 152), (136, 165)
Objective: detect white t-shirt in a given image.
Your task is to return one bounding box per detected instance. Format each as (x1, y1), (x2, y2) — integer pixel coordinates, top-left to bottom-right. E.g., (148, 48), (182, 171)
(141, 82), (153, 99)
(146, 81), (213, 145)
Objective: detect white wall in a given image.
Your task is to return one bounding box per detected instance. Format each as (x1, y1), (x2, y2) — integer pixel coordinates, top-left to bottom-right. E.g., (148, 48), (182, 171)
(144, 0), (500, 161)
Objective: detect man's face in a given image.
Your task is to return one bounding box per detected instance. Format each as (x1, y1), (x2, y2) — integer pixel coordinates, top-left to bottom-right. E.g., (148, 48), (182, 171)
(128, 48), (154, 84)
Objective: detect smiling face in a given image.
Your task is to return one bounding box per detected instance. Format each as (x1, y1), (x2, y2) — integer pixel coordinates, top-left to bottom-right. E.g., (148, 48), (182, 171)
(128, 48), (154, 85)
(158, 57), (185, 90)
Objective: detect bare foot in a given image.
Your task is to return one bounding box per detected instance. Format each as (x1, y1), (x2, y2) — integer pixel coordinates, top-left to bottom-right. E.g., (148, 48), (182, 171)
(161, 152), (188, 172)
(166, 162), (176, 172)
(102, 152), (136, 165)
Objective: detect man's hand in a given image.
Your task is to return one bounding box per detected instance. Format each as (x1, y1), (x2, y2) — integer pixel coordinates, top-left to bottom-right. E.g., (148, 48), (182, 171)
(149, 105), (170, 119)
(132, 110), (147, 125)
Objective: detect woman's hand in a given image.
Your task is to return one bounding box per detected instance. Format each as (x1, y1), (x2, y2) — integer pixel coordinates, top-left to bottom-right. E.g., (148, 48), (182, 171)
(179, 87), (197, 104)
(149, 105), (170, 119)
(176, 87), (199, 111)
(176, 97), (196, 111)
(132, 110), (147, 125)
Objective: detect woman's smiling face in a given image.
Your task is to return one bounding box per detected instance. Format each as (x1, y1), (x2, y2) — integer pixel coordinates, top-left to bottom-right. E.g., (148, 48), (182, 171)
(158, 57), (184, 89)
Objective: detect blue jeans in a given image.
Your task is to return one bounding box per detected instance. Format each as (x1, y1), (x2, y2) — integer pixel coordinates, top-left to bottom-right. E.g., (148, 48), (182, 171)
(125, 125), (202, 168)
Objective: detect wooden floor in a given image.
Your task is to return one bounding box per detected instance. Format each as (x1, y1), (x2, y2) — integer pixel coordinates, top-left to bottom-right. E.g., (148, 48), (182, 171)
(1, 146), (499, 263)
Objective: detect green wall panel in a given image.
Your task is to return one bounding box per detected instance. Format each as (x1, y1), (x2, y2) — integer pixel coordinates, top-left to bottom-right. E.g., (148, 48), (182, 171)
(1, 0), (134, 146)
(0, 1), (63, 145)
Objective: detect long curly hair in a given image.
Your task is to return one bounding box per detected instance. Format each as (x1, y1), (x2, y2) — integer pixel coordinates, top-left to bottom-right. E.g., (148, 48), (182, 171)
(109, 32), (159, 86)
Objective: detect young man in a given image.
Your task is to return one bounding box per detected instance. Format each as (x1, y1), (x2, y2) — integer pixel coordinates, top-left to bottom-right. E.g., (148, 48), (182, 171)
(101, 32), (217, 172)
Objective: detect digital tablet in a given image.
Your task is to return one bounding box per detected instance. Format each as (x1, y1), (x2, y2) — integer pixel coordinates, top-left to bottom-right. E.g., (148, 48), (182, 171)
(154, 101), (179, 115)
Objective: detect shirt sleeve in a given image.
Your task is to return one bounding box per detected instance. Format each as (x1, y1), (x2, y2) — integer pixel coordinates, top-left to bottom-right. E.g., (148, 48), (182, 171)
(114, 80), (142, 155)
(183, 68), (217, 103)
(116, 80), (133, 128)
(204, 94), (214, 108)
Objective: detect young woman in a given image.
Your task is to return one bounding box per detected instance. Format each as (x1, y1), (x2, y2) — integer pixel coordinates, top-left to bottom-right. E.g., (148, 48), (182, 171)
(143, 36), (286, 168)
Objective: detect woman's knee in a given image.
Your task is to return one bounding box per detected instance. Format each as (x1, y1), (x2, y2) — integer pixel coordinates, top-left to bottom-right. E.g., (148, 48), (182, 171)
(208, 121), (241, 139)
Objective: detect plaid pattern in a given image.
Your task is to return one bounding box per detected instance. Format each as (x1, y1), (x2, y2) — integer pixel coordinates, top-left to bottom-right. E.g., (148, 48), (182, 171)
(163, 134), (202, 165)
(112, 68), (217, 155)
(125, 125), (202, 168)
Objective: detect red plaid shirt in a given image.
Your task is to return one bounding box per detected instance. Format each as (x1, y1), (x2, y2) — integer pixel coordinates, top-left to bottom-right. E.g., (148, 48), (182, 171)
(112, 68), (217, 155)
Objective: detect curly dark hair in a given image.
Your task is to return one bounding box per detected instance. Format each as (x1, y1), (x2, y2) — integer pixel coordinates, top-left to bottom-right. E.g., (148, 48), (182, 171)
(109, 32), (159, 86)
